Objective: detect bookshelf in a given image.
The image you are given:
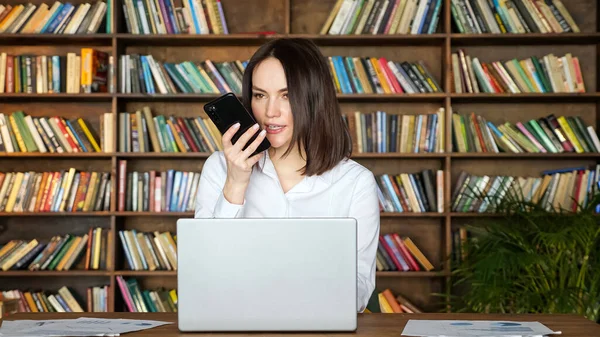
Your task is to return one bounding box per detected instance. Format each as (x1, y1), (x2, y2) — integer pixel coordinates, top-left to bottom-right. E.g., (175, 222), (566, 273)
(0, 0), (598, 313)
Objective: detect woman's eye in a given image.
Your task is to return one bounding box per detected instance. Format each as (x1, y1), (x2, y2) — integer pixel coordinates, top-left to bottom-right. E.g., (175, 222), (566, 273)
(253, 93), (264, 99)
(282, 93), (288, 99)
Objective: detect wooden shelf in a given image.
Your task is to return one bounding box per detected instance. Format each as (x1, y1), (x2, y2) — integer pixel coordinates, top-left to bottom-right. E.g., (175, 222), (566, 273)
(2, 93), (596, 102)
(0, 211), (592, 218)
(115, 93), (447, 101)
(450, 33), (600, 45)
(115, 33), (274, 46)
(114, 33), (448, 46)
(117, 152), (211, 158)
(450, 93), (600, 102)
(381, 212), (445, 218)
(110, 212), (444, 218)
(0, 34), (113, 45)
(4, 152), (598, 160)
(351, 153), (446, 159)
(0, 32), (597, 46)
(115, 271), (448, 277)
(336, 93), (447, 101)
(115, 93), (221, 101)
(112, 212), (193, 217)
(293, 34), (447, 46)
(0, 212), (112, 217)
(0, 211), (593, 218)
(0, 153), (113, 158)
(450, 212), (600, 217)
(0, 93), (113, 101)
(450, 213), (503, 218)
(115, 271), (176, 276)
(0, 271), (110, 277)
(3, 32), (596, 46)
(376, 271), (448, 277)
(451, 153), (600, 159)
(1, 0), (597, 315)
(56, 152), (446, 159)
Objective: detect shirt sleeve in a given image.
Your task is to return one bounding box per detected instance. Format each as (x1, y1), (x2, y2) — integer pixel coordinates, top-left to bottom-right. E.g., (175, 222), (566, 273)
(194, 152), (245, 218)
(349, 169), (381, 313)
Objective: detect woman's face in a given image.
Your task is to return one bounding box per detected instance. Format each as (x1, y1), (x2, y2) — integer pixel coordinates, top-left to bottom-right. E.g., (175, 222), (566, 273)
(251, 57), (294, 151)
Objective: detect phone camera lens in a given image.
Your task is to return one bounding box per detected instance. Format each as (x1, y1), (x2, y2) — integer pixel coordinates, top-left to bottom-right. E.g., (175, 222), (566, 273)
(208, 106), (216, 112)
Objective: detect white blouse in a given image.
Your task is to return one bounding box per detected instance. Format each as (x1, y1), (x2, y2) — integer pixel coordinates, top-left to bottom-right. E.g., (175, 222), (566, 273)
(194, 150), (381, 312)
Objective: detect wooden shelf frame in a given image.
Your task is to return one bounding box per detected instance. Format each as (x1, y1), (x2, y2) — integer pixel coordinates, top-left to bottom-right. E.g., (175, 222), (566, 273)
(0, 270), (449, 278)
(0, 0), (598, 314)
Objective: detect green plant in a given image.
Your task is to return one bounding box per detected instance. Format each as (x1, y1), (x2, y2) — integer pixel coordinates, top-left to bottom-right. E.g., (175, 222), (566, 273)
(448, 183), (600, 321)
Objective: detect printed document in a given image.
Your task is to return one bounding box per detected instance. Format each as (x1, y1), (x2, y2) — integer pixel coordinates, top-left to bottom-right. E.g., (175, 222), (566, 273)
(0, 317), (172, 336)
(401, 320), (562, 337)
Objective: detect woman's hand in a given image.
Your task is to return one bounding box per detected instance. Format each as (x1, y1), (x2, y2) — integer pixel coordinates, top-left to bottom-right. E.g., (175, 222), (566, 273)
(221, 122), (267, 204)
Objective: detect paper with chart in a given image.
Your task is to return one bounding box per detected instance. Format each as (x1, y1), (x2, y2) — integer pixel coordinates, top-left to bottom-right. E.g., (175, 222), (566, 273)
(401, 320), (562, 337)
(0, 317), (172, 336)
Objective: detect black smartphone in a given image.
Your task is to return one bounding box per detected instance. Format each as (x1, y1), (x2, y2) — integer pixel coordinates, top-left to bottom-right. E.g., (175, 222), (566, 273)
(203, 92), (271, 157)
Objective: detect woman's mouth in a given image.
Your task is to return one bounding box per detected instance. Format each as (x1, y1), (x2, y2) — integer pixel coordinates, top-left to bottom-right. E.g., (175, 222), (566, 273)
(266, 124), (286, 134)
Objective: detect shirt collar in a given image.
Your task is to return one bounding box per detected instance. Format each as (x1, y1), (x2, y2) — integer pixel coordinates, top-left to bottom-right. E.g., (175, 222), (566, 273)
(255, 149), (334, 188)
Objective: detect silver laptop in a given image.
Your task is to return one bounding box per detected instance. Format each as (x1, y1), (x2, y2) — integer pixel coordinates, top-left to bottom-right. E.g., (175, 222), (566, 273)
(177, 218), (357, 332)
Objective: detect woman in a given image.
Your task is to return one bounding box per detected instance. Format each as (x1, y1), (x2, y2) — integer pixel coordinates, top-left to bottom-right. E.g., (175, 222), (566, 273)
(194, 38), (380, 313)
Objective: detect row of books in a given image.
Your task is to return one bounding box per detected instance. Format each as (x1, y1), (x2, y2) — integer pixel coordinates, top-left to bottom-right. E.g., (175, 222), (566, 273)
(451, 0), (579, 34)
(119, 54), (244, 94)
(452, 50), (585, 94)
(1, 286), (90, 313)
(343, 109), (445, 153)
(2, 286), (430, 314)
(0, 228), (110, 271)
(377, 233), (434, 272)
(376, 170), (444, 214)
(377, 168), (443, 210)
(123, 0), (228, 35)
(329, 56), (441, 94)
(321, 0), (442, 35)
(4, 166), (600, 214)
(0, 0), (581, 37)
(7, 108), (600, 156)
(0, 170), (112, 213)
(119, 108), (222, 153)
(451, 165), (600, 213)
(2, 287), (424, 314)
(0, 50), (113, 94)
(0, 112), (110, 153)
(119, 54), (444, 96)
(118, 161), (199, 213)
(450, 227), (468, 268)
(117, 276), (177, 312)
(0, 51), (588, 96)
(0, 111), (113, 153)
(119, 230), (177, 271)
(452, 112), (600, 154)
(373, 289), (422, 313)
(121, 167), (198, 212)
(0, 1), (108, 34)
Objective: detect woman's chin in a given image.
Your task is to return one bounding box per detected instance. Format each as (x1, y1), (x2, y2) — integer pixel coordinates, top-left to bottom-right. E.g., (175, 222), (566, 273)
(268, 143), (287, 150)
(266, 136), (290, 149)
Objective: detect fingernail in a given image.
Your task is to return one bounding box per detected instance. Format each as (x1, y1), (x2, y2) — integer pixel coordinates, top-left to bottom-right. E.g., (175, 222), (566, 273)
(260, 130), (266, 136)
(233, 123), (240, 128)
(253, 123), (259, 130)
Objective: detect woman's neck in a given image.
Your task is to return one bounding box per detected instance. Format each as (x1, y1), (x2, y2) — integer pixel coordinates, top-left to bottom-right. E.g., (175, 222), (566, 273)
(269, 145), (306, 175)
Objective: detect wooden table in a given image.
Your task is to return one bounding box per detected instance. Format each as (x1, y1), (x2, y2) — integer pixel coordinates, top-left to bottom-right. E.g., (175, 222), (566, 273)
(2, 312), (599, 336)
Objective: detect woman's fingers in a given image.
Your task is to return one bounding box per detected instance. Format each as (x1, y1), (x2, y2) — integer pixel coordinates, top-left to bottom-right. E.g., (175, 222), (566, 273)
(221, 122), (241, 149)
(246, 151), (264, 167)
(222, 122), (265, 170)
(232, 123), (260, 152)
(241, 129), (267, 159)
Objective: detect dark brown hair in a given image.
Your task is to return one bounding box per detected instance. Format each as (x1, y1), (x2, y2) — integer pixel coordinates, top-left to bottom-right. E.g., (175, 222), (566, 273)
(242, 37), (352, 176)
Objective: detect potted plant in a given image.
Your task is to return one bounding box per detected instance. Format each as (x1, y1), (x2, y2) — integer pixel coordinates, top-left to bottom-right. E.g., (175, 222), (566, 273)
(448, 182), (600, 322)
